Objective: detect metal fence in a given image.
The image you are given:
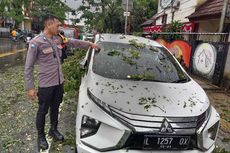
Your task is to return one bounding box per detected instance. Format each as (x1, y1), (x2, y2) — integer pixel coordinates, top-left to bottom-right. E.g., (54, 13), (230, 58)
(0, 27), (10, 38)
(0, 31), (10, 38)
(148, 32), (229, 43)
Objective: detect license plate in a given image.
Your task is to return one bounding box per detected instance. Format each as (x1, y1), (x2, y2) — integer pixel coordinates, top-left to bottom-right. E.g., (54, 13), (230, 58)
(143, 135), (191, 149)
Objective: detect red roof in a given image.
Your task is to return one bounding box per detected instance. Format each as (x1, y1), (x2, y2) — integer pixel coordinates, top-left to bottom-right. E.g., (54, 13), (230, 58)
(140, 14), (158, 27)
(140, 12), (164, 27)
(188, 0), (230, 20)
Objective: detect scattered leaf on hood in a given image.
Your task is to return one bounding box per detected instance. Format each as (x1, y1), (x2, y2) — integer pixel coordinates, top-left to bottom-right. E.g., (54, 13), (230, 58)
(183, 102), (187, 108)
(129, 88), (133, 91)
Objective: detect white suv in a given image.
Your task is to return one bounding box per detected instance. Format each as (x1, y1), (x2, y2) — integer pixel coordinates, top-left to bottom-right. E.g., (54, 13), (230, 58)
(76, 34), (220, 153)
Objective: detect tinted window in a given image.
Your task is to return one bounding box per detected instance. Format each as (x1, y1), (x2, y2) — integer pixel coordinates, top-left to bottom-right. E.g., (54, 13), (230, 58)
(93, 41), (189, 83)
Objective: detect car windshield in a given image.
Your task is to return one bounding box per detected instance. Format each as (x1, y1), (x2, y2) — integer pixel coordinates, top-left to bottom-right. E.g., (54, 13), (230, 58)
(92, 40), (190, 83)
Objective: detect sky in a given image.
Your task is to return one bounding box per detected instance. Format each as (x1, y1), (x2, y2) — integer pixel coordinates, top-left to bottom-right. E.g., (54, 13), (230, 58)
(64, 0), (83, 10)
(62, 0), (85, 26)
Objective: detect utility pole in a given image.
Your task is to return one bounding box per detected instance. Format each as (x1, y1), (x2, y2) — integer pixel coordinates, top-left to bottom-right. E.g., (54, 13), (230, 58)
(219, 0), (228, 33)
(171, 0), (174, 22)
(124, 0), (129, 35)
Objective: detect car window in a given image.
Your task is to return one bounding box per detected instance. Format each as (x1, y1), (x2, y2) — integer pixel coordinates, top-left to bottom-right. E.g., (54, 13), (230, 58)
(92, 41), (190, 83)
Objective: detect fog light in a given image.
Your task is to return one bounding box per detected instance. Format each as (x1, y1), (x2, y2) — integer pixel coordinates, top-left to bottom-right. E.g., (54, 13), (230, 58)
(80, 115), (101, 138)
(208, 121), (219, 140)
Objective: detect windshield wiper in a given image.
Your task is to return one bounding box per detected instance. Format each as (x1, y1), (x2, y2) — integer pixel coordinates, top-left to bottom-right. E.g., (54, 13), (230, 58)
(171, 78), (189, 83)
(126, 77), (163, 82)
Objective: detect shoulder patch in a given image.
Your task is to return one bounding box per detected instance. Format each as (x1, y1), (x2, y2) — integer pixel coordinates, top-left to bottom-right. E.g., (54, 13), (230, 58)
(31, 44), (36, 48)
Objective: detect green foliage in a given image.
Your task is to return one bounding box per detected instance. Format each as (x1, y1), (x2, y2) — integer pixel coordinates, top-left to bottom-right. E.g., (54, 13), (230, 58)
(132, 31), (143, 36)
(163, 20), (184, 42)
(165, 20), (183, 32)
(79, 0), (158, 33)
(0, 0), (29, 27)
(213, 147), (230, 153)
(71, 18), (80, 24)
(0, 0), (71, 28)
(130, 50), (140, 58)
(80, 0), (123, 33)
(107, 50), (121, 56)
(62, 49), (86, 98)
(132, 0), (158, 32)
(31, 0), (71, 21)
(129, 39), (145, 49)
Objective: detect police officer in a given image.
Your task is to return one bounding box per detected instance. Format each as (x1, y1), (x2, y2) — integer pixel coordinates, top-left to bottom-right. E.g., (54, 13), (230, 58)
(24, 14), (100, 151)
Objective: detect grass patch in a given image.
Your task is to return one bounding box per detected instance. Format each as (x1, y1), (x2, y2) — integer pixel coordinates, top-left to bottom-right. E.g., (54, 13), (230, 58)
(213, 147), (230, 153)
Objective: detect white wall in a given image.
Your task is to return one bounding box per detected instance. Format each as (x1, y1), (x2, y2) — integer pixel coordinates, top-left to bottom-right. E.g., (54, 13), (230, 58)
(198, 20), (219, 32)
(156, 0), (207, 25)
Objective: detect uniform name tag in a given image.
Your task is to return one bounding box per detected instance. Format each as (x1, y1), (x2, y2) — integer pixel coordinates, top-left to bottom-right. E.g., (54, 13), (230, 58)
(42, 47), (53, 54)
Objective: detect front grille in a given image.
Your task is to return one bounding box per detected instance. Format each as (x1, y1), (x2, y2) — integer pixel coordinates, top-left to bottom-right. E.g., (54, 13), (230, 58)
(197, 111), (207, 129)
(110, 106), (207, 150)
(110, 106), (206, 135)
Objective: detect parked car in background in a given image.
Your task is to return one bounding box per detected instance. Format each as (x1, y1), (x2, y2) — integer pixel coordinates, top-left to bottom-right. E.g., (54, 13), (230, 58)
(25, 31), (34, 49)
(59, 27), (77, 39)
(76, 34), (220, 153)
(84, 33), (94, 42)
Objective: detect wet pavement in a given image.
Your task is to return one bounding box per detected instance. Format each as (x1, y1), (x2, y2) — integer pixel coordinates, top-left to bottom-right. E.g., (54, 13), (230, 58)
(0, 38), (27, 72)
(0, 41), (77, 152)
(0, 44), (229, 152)
(0, 38), (26, 53)
(192, 76), (230, 152)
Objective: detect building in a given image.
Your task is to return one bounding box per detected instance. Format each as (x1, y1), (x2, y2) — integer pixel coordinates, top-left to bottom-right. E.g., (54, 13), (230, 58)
(142, 0), (230, 34)
(187, 0), (230, 33)
(142, 0), (206, 33)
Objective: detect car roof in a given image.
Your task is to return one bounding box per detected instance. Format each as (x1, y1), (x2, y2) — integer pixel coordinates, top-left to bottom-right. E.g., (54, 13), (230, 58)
(95, 33), (162, 47)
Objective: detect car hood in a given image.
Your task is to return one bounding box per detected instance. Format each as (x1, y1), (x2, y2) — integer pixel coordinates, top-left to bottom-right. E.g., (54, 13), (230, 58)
(86, 72), (210, 117)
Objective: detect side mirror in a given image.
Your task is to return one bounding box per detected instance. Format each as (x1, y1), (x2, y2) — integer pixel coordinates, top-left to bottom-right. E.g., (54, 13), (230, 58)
(79, 58), (87, 70)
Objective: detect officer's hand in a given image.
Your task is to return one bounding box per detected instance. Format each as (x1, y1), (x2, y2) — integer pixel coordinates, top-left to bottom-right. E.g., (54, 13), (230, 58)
(27, 89), (37, 101)
(90, 43), (101, 52)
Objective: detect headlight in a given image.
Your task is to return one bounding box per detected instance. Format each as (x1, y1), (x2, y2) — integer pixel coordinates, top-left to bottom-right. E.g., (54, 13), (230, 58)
(208, 121), (219, 140)
(197, 106), (220, 151)
(80, 115), (101, 138)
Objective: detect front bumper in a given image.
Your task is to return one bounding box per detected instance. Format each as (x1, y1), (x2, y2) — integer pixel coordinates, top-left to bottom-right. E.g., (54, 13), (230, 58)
(76, 89), (220, 153)
(76, 142), (215, 153)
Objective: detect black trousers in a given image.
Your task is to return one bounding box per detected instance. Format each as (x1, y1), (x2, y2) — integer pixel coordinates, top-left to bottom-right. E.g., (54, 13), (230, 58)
(36, 84), (64, 135)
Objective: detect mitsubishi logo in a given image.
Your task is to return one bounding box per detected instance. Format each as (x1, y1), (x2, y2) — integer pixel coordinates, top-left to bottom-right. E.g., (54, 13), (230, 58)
(159, 118), (174, 133)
